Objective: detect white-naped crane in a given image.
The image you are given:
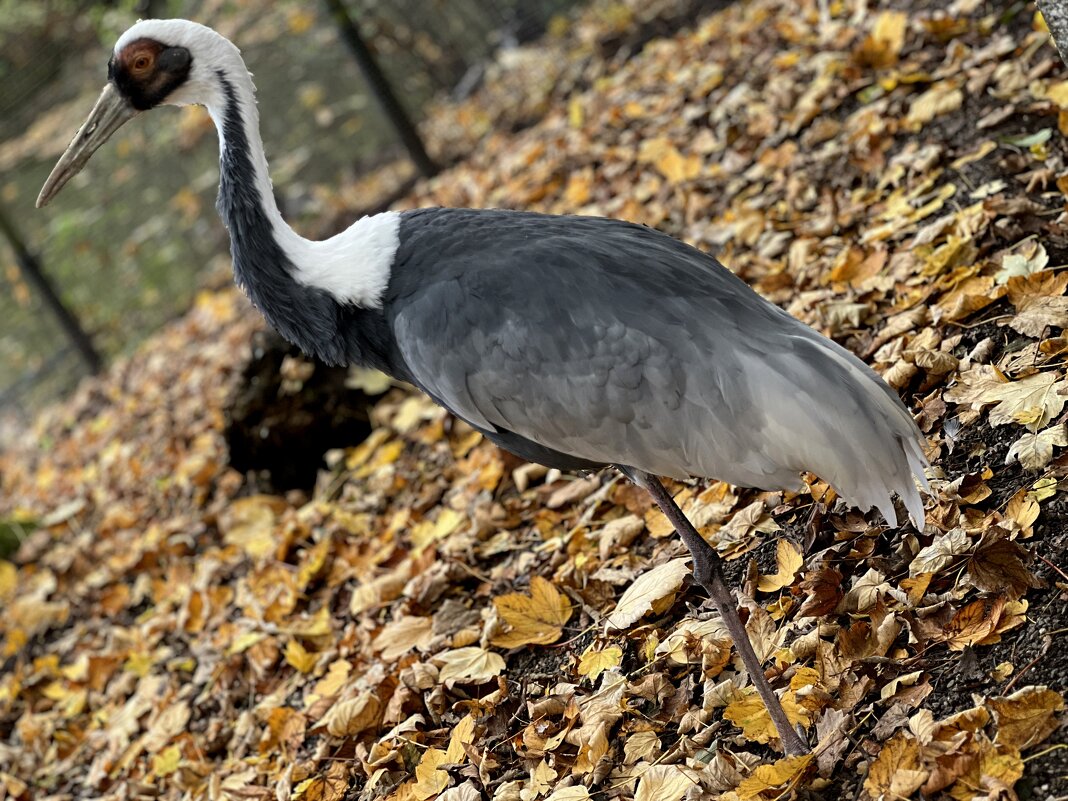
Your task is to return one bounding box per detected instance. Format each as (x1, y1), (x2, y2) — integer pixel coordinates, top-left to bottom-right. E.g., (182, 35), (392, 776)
(38, 19), (930, 755)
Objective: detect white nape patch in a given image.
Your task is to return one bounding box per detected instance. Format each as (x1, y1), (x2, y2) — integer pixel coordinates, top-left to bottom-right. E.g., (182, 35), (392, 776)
(288, 212), (400, 308)
(112, 18), (398, 308)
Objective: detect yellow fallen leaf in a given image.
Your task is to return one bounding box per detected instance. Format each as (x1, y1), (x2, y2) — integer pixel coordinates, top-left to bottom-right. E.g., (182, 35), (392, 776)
(0, 562), (16, 604)
(607, 558), (691, 629)
(150, 744), (182, 778)
(948, 739), (1023, 801)
(412, 748), (450, 800)
(293, 762), (349, 801)
(306, 659), (350, 707)
(943, 596), (1006, 651)
(737, 754), (813, 800)
(219, 495), (287, 560)
(411, 508), (465, 549)
(756, 540), (803, 592)
(639, 137), (701, 183)
(491, 576), (572, 648)
(285, 639), (317, 674)
(447, 714), (475, 762)
(905, 80), (963, 130)
(723, 687), (812, 745)
(577, 645), (623, 681)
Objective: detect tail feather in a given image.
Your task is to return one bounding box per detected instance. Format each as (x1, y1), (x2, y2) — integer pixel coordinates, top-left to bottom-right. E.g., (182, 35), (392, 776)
(745, 333), (930, 529)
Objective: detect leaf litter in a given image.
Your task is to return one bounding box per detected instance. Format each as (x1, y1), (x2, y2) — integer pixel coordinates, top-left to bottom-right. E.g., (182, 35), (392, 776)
(2, 0), (1068, 799)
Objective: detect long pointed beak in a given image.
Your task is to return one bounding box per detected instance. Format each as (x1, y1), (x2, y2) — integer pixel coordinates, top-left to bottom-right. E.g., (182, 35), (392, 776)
(36, 83), (138, 208)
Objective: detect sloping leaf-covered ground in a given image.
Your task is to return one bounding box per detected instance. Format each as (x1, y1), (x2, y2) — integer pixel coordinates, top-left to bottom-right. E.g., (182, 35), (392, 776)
(3, 0), (1068, 798)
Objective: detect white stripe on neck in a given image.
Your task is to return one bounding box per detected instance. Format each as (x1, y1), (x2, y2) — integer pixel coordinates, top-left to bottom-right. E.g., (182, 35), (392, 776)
(210, 73), (399, 309)
(122, 19), (399, 308)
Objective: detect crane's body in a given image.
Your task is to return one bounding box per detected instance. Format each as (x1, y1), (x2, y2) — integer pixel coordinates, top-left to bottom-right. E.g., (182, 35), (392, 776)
(37, 19), (930, 756)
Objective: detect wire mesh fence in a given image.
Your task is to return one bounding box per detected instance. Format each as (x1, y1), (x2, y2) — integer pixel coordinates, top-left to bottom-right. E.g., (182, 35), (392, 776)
(0, 0), (577, 424)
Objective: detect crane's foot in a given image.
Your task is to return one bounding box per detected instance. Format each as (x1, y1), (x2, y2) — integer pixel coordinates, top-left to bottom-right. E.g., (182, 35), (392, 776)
(618, 466), (811, 757)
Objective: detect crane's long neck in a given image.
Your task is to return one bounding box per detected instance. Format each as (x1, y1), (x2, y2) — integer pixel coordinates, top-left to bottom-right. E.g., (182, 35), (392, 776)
(203, 65), (401, 365)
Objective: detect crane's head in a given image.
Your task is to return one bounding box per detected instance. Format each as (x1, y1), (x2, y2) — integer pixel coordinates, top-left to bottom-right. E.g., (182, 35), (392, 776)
(38, 19), (241, 208)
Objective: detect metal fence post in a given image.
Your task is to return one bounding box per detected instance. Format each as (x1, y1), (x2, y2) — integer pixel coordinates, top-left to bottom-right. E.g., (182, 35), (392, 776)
(0, 204), (102, 375)
(322, 0), (440, 178)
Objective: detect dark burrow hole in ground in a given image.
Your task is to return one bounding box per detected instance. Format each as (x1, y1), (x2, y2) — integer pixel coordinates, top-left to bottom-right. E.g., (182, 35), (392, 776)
(224, 331), (375, 491)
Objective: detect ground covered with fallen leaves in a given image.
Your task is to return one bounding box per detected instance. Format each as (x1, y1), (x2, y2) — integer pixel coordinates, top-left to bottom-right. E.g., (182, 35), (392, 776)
(3, 0), (1068, 798)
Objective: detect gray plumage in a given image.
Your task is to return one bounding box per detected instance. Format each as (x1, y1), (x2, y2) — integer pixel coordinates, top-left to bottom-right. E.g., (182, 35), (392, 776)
(388, 209), (928, 528)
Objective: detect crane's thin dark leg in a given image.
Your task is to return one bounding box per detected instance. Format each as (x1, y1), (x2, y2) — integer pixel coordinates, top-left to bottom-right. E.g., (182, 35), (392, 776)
(619, 467), (810, 756)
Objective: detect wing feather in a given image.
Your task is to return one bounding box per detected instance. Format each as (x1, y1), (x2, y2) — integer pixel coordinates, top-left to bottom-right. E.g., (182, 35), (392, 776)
(387, 210), (928, 525)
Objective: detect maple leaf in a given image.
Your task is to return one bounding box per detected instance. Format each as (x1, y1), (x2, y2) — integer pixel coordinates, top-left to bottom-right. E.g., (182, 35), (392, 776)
(796, 566), (843, 617)
(945, 366), (1068, 431)
(965, 537), (1042, 599)
(910, 528), (973, 576)
(606, 558), (690, 630)
(987, 686), (1065, 750)
(1005, 278), (1068, 338)
(756, 539), (803, 593)
(1005, 424), (1068, 470)
(577, 645), (622, 681)
(996, 242), (1050, 284)
(943, 596), (1007, 651)
(491, 576), (572, 648)
(947, 738), (1023, 801)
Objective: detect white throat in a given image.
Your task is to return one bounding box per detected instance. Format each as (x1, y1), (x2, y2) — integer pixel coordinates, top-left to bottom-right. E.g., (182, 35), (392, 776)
(116, 19), (400, 308)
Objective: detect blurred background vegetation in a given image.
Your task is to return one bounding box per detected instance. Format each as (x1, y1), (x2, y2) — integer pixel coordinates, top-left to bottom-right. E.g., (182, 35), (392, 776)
(0, 0), (576, 419)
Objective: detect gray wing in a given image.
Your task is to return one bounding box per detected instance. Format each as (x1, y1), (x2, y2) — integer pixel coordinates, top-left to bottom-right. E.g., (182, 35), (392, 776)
(387, 210), (927, 526)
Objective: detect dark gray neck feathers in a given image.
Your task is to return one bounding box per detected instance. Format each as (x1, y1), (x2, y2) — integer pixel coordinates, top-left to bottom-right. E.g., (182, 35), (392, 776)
(216, 72), (393, 369)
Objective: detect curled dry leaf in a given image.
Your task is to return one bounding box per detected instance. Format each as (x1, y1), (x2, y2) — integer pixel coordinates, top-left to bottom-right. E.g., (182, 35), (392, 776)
(756, 539), (803, 593)
(633, 766), (696, 801)
(373, 615), (434, 661)
(606, 558), (690, 630)
(436, 647), (506, 683)
(321, 692), (382, 738)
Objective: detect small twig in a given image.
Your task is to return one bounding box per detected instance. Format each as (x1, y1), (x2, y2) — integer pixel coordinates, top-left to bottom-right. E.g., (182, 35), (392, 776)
(1037, 554), (1068, 584)
(1003, 634), (1053, 693)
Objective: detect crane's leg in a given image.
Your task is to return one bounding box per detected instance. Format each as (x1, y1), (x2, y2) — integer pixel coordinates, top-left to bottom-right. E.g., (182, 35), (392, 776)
(619, 467), (810, 756)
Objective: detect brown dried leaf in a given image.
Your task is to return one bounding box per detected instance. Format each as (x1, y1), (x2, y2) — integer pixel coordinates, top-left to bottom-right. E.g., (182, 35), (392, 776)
(965, 538), (1041, 599)
(987, 686), (1064, 749)
(864, 732), (929, 801)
